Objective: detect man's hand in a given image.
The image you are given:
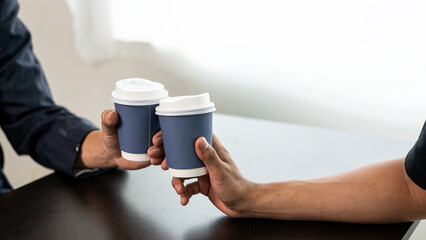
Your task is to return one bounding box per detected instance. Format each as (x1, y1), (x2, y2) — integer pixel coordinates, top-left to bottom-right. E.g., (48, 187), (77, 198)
(150, 131), (426, 223)
(74, 109), (160, 170)
(170, 135), (256, 218)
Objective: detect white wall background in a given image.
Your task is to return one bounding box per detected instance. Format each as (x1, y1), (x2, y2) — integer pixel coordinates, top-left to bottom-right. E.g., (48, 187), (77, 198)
(106, 0), (426, 141)
(1, 0), (425, 238)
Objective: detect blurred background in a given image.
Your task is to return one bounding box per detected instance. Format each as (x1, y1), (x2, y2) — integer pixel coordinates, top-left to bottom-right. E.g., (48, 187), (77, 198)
(1, 0), (426, 238)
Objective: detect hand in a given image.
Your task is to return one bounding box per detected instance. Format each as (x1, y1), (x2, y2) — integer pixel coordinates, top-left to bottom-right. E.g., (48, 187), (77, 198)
(74, 110), (156, 170)
(171, 134), (256, 218)
(148, 131), (167, 168)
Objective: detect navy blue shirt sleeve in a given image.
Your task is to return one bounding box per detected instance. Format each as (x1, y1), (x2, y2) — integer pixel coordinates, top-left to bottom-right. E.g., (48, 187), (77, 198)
(405, 122), (426, 189)
(0, 0), (98, 177)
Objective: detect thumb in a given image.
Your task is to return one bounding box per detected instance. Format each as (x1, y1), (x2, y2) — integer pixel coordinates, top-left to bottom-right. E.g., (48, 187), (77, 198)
(101, 110), (118, 138)
(195, 137), (222, 171)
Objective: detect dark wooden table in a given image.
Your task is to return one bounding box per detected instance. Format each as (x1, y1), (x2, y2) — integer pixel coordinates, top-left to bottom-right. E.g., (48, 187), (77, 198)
(0, 114), (420, 239)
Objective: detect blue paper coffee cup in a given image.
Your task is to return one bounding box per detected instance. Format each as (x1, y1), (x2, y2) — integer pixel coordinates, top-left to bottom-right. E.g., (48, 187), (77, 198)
(111, 78), (168, 161)
(156, 93), (215, 178)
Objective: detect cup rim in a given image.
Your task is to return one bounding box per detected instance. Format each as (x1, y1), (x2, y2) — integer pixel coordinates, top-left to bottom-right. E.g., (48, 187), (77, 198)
(111, 96), (167, 106)
(156, 106), (216, 116)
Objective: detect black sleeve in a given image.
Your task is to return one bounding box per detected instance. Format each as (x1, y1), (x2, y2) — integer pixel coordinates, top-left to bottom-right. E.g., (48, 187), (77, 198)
(405, 122), (426, 189)
(0, 0), (98, 177)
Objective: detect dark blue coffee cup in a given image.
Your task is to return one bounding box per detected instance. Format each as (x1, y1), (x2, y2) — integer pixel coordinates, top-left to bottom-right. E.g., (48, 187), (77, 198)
(156, 93), (215, 177)
(114, 103), (159, 161)
(111, 78), (168, 161)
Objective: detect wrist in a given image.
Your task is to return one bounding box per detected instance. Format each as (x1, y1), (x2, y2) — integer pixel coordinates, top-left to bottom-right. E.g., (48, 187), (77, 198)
(239, 181), (294, 219)
(237, 180), (263, 217)
(75, 130), (116, 169)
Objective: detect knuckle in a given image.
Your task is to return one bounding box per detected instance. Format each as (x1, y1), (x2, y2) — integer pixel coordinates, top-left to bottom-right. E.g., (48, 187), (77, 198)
(207, 147), (216, 159)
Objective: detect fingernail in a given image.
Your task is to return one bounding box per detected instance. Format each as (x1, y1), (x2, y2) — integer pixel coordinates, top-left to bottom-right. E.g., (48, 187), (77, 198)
(200, 137), (209, 150)
(107, 111), (113, 121)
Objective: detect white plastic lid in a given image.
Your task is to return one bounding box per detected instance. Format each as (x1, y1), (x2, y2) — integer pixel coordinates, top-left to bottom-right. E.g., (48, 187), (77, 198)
(156, 93), (216, 116)
(111, 78), (168, 105)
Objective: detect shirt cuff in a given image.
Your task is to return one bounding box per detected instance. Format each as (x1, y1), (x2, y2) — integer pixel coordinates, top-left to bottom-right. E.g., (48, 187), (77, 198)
(74, 168), (99, 178)
(73, 168), (115, 179)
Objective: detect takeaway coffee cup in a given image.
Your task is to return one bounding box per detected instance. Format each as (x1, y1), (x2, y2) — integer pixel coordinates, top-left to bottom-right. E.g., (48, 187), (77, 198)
(111, 78), (168, 161)
(156, 93), (215, 178)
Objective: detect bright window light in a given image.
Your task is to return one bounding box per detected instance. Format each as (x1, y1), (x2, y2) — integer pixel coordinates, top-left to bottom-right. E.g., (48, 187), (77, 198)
(108, 0), (426, 108)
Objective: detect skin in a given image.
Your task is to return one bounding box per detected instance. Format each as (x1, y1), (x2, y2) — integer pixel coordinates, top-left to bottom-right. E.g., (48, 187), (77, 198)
(74, 110), (164, 170)
(148, 133), (426, 223)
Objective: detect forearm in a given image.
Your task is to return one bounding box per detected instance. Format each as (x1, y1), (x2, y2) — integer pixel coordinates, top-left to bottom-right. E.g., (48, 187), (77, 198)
(242, 158), (426, 223)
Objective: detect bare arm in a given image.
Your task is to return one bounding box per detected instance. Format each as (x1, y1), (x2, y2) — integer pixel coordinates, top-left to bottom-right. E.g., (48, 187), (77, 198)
(161, 135), (426, 223)
(244, 158), (426, 223)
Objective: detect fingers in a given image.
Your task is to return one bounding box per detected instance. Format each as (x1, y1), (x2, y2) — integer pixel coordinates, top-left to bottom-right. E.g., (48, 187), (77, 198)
(101, 110), (119, 138)
(148, 131), (165, 165)
(180, 182), (201, 206)
(148, 145), (165, 165)
(100, 110), (122, 162)
(148, 146), (164, 157)
(171, 175), (210, 196)
(172, 177), (185, 195)
(195, 137), (223, 171)
(211, 134), (225, 151)
(161, 158), (169, 170)
(212, 134), (232, 163)
(198, 174), (210, 196)
(172, 177), (206, 206)
(150, 157), (164, 166)
(152, 131), (163, 146)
